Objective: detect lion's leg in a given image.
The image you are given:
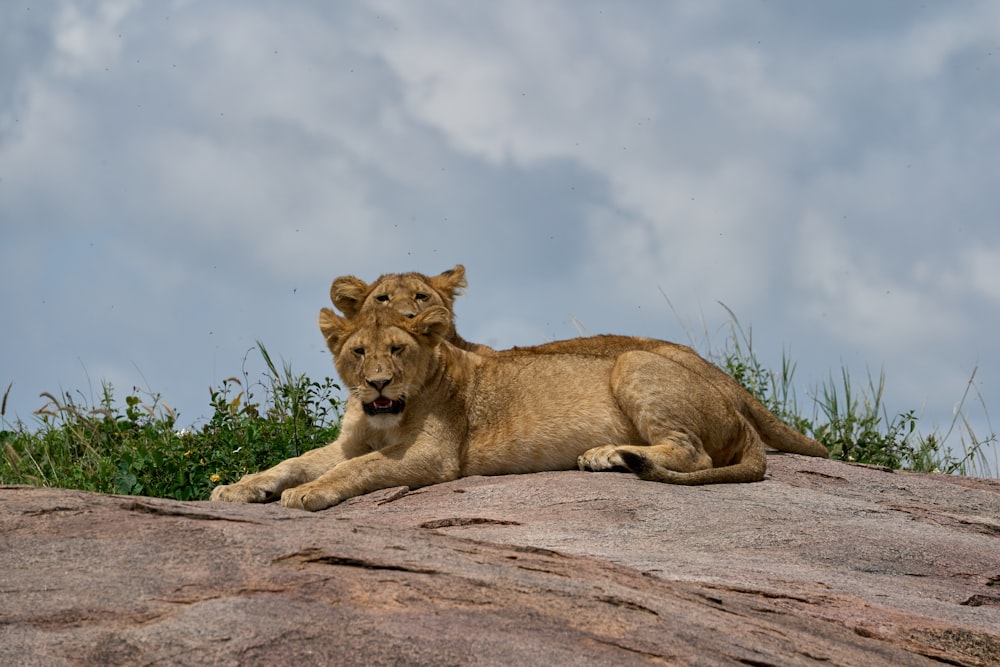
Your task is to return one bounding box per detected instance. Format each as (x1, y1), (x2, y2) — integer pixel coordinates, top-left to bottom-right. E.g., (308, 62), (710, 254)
(279, 438), (462, 511)
(578, 351), (717, 476)
(577, 431), (766, 485)
(577, 433), (712, 475)
(618, 434), (766, 485)
(209, 435), (368, 503)
(580, 351), (767, 484)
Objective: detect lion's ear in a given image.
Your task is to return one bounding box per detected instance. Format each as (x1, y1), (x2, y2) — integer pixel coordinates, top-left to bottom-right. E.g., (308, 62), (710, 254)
(428, 265), (467, 306)
(330, 275), (369, 318)
(409, 305), (452, 342)
(318, 307), (352, 355)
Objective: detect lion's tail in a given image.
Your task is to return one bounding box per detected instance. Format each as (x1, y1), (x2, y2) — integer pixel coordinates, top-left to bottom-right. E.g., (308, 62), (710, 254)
(742, 393), (829, 458)
(617, 419), (768, 485)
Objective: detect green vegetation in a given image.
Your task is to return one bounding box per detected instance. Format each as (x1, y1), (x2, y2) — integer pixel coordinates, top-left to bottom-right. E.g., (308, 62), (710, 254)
(714, 308), (995, 477)
(2, 324), (996, 501)
(1, 343), (341, 501)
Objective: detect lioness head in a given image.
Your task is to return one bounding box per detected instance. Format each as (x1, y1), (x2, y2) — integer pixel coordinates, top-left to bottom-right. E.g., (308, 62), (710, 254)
(329, 265), (468, 319)
(318, 305), (452, 424)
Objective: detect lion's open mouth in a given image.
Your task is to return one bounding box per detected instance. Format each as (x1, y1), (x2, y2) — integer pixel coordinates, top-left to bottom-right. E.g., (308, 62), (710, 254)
(364, 397), (405, 416)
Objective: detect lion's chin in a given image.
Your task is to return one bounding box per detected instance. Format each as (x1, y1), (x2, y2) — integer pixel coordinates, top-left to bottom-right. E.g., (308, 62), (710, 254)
(363, 397), (405, 416)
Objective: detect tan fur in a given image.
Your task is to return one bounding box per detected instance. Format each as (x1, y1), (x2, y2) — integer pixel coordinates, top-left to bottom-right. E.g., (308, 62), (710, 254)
(326, 268), (828, 460)
(329, 264), (493, 354)
(509, 335), (829, 459)
(212, 307), (790, 511)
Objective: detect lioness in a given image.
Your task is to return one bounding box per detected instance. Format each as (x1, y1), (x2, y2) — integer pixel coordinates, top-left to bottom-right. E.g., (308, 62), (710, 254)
(325, 266), (828, 460)
(211, 306), (804, 511)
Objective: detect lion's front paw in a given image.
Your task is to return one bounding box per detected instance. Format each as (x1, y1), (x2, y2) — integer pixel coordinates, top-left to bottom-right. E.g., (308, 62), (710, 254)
(279, 485), (341, 512)
(578, 445), (632, 473)
(209, 478), (281, 503)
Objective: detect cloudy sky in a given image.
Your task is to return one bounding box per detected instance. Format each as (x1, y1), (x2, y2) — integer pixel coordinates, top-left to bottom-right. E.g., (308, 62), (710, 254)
(2, 1), (998, 465)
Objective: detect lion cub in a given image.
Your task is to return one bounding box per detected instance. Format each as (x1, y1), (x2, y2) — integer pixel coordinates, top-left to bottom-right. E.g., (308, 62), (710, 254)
(212, 306), (784, 511)
(325, 265), (828, 460)
(329, 264), (493, 354)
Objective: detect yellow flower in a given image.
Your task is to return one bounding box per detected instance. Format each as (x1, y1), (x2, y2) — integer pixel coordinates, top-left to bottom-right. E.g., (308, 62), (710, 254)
(209, 473), (221, 483)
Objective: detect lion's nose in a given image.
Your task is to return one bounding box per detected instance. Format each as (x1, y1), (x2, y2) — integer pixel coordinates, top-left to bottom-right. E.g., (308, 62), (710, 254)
(368, 378), (390, 392)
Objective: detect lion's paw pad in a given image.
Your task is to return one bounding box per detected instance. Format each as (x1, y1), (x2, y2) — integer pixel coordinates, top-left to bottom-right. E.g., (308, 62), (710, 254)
(578, 446), (632, 473)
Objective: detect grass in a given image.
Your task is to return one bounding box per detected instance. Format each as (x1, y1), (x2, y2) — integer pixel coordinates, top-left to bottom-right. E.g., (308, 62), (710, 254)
(712, 306), (996, 477)
(1, 342), (342, 501)
(2, 320), (996, 501)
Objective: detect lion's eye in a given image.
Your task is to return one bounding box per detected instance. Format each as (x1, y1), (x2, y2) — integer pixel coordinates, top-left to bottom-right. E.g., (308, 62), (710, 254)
(374, 294), (390, 303)
(353, 347), (365, 356)
(390, 345), (404, 355)
(414, 293), (428, 301)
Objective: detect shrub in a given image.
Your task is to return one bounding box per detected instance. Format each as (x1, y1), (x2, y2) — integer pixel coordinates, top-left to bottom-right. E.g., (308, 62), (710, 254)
(0, 343), (341, 500)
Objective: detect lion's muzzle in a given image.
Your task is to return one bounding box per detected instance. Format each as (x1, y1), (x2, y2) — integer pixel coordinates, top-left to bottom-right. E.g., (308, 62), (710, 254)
(364, 397), (405, 416)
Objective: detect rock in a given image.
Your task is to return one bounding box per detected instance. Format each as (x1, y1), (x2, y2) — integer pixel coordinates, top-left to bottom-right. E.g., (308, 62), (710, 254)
(1, 453), (998, 666)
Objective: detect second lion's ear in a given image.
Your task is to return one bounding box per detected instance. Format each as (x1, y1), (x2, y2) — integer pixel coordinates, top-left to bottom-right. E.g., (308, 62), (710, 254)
(409, 305), (452, 342)
(330, 275), (369, 318)
(428, 265), (467, 307)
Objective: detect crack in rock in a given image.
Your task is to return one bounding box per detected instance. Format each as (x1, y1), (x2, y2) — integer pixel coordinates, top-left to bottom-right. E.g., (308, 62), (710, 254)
(419, 517), (522, 529)
(273, 548), (440, 575)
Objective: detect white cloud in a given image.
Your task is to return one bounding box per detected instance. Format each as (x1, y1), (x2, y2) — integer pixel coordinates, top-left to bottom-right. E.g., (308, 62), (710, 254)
(52, 0), (134, 76)
(368, 1), (843, 323)
(372, 1), (668, 172)
(671, 46), (819, 136)
(896, 7), (1000, 80)
(0, 78), (91, 220)
(586, 159), (796, 315)
(962, 245), (1000, 304)
(141, 129), (385, 282)
(792, 211), (964, 351)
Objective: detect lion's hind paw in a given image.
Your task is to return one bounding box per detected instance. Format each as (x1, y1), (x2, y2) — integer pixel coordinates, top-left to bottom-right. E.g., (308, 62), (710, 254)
(578, 445), (639, 473)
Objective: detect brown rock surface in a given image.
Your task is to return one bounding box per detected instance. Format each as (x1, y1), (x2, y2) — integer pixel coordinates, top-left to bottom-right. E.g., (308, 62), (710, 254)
(2, 452), (999, 666)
